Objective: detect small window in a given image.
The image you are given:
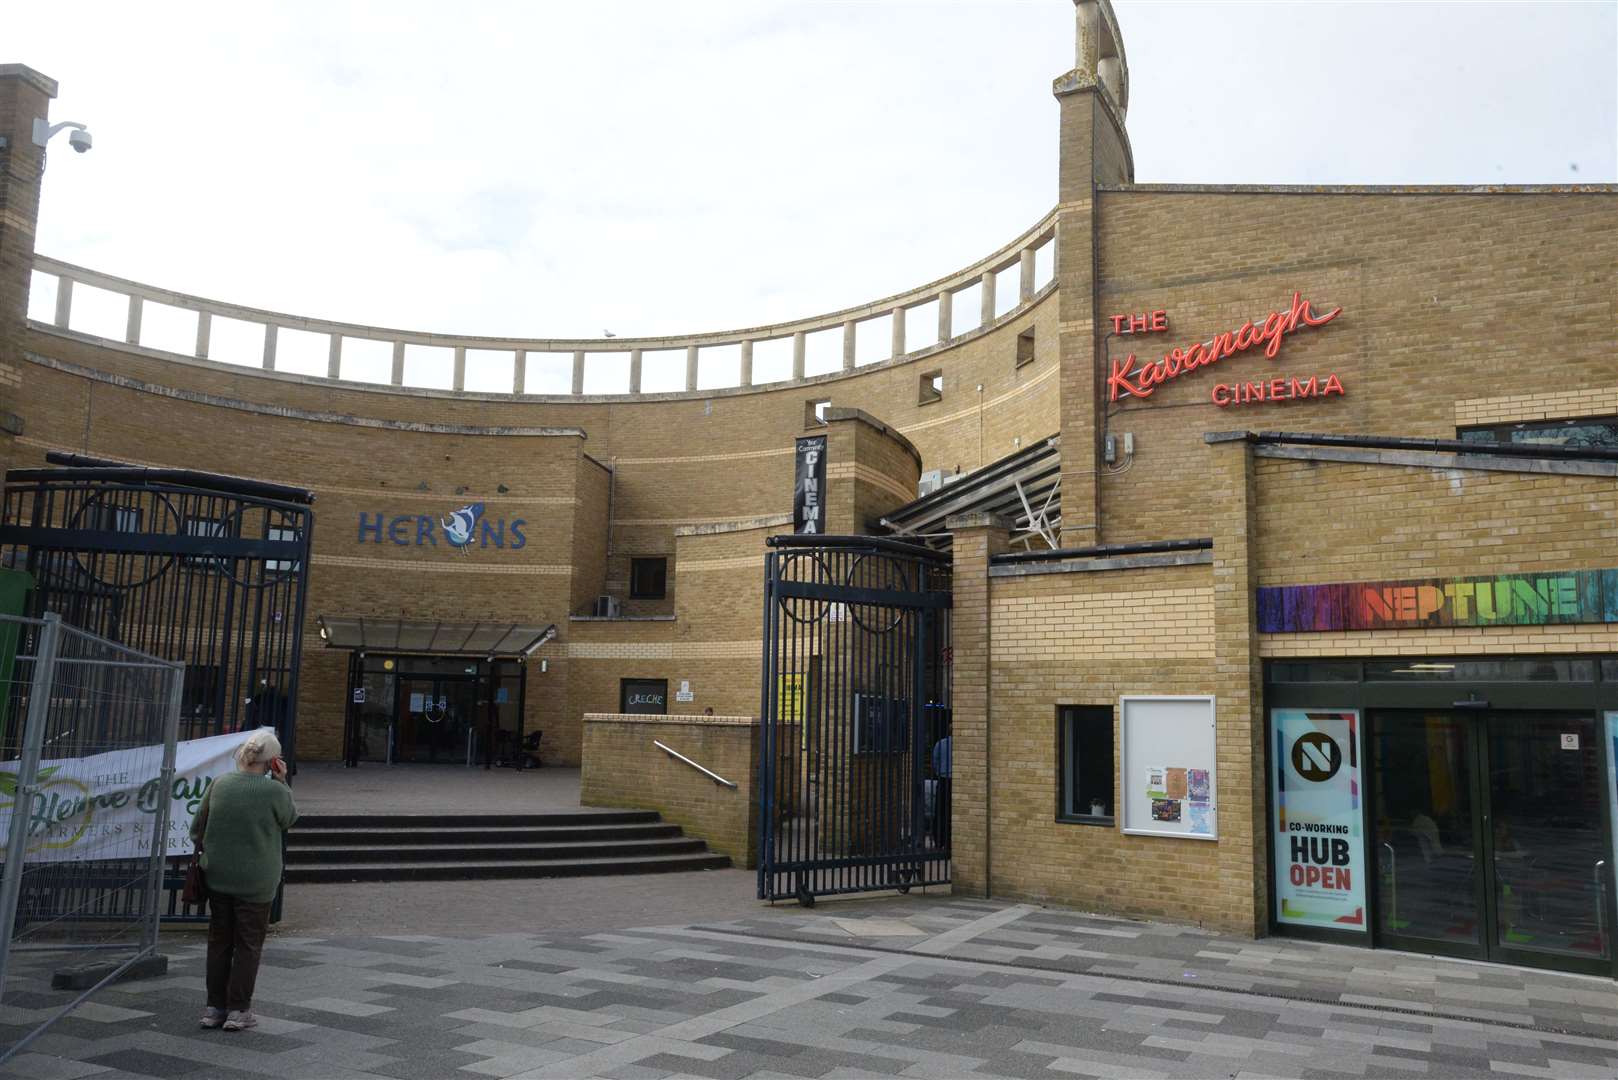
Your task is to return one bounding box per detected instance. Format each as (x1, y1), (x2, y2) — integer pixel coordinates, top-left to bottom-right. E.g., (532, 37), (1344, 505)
(1016, 327), (1036, 368)
(1058, 705), (1114, 823)
(266, 524), (302, 574)
(1459, 416), (1618, 448)
(918, 370), (943, 405)
(630, 556), (667, 599)
(184, 515), (230, 569)
(805, 398), (831, 428)
(620, 678), (668, 715)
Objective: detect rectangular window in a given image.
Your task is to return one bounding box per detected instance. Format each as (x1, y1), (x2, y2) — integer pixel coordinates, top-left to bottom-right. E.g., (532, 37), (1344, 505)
(805, 398), (830, 428)
(630, 556), (667, 599)
(918, 370), (943, 405)
(1057, 705), (1114, 823)
(620, 678), (668, 715)
(1459, 416), (1618, 449)
(184, 515), (230, 569)
(1016, 327), (1036, 368)
(266, 524), (301, 573)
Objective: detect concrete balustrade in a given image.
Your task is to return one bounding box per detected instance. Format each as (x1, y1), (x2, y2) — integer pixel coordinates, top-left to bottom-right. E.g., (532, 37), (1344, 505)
(30, 211), (1056, 399)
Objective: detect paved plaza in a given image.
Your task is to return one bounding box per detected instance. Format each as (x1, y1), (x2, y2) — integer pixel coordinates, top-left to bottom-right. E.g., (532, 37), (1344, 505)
(5, 891), (1618, 1079)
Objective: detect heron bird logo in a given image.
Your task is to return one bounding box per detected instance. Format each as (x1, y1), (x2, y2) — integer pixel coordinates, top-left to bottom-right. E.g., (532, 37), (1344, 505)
(441, 502), (484, 549)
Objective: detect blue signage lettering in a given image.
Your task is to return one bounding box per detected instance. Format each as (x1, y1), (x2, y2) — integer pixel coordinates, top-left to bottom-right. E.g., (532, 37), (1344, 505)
(356, 505), (529, 552)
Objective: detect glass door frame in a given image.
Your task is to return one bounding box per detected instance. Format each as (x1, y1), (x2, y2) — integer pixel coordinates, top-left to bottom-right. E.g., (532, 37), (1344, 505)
(1364, 707), (1614, 976)
(394, 670), (479, 765)
(342, 652), (528, 769)
(1363, 709), (1492, 965)
(1264, 656), (1618, 980)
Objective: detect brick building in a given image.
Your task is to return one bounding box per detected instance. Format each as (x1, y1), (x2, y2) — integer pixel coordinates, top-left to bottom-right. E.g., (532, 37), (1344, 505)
(2, 1), (1616, 976)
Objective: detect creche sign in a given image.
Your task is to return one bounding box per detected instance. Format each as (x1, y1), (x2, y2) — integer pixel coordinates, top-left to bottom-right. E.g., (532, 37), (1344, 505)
(357, 502), (528, 550)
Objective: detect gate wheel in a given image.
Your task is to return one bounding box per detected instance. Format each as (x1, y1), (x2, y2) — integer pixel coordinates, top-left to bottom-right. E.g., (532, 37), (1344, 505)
(795, 877), (816, 908)
(890, 866), (915, 895)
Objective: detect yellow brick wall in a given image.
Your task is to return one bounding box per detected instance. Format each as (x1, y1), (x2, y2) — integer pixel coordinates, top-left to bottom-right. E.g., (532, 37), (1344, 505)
(580, 713), (761, 865)
(985, 563), (1237, 927)
(1254, 455), (1618, 587)
(1093, 192), (1618, 546)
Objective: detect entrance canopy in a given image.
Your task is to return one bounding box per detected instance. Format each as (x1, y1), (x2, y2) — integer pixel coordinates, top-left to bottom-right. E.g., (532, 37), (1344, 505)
(317, 616), (556, 658)
(880, 434), (1060, 552)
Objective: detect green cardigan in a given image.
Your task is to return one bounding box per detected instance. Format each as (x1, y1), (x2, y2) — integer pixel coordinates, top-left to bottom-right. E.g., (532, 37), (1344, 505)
(191, 771), (298, 903)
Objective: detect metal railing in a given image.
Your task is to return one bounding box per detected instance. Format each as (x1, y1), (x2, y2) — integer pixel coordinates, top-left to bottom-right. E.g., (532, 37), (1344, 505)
(30, 211), (1057, 396)
(0, 613), (184, 1063)
(653, 740), (737, 788)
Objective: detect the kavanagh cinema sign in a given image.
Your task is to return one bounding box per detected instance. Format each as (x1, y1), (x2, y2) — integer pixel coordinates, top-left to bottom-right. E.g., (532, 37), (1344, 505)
(357, 502), (528, 549)
(1107, 292), (1343, 409)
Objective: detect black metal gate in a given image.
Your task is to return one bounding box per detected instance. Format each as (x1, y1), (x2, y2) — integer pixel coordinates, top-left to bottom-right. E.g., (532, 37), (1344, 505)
(0, 454), (314, 921)
(0, 455), (314, 754)
(758, 535), (952, 904)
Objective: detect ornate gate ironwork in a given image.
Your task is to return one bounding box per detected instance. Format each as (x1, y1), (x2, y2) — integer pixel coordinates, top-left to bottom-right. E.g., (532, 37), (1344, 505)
(0, 455), (314, 922)
(758, 535), (952, 904)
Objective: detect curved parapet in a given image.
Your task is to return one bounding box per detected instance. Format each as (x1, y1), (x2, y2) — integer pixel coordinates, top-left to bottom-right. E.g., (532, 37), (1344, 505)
(29, 210), (1056, 400)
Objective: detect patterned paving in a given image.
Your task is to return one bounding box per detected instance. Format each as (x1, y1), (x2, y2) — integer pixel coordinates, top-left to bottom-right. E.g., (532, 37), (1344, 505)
(4, 896), (1616, 1078)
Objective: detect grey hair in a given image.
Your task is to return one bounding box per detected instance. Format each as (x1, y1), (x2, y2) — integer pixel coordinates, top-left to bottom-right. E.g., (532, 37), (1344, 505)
(234, 728), (283, 770)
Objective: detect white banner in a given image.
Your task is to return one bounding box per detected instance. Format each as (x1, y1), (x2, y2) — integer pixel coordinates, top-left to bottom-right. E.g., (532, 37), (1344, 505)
(0, 730), (255, 863)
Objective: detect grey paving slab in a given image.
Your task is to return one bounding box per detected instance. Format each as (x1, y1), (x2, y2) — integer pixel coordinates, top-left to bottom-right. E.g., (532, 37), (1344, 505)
(6, 895), (1618, 1079)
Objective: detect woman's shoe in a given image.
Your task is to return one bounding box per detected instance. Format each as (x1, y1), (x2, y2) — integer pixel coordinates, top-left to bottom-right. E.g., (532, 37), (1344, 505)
(222, 1010), (258, 1031)
(199, 1007), (226, 1029)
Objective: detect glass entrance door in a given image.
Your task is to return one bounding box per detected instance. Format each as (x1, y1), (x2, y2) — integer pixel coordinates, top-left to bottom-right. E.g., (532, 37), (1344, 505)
(1369, 710), (1614, 974)
(396, 675), (476, 763)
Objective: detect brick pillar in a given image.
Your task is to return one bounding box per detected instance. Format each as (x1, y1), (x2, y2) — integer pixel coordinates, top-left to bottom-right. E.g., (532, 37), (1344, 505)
(0, 65), (58, 474)
(1205, 431), (1267, 935)
(1053, 2), (1132, 547)
(945, 511), (1010, 897)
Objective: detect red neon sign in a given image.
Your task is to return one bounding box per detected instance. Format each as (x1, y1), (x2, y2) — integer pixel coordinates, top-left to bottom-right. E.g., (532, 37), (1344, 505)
(1110, 310), (1168, 335)
(1211, 374), (1344, 408)
(1106, 292), (1341, 403)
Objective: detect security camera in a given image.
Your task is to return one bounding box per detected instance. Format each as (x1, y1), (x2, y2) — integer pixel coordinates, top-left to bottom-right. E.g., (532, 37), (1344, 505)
(68, 128), (92, 153)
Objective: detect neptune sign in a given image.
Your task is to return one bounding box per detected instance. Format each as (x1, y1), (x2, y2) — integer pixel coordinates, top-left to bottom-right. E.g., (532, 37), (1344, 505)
(358, 502), (528, 550)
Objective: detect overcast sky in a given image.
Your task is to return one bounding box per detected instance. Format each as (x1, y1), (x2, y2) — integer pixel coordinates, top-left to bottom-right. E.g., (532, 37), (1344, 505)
(12, 1), (1617, 345)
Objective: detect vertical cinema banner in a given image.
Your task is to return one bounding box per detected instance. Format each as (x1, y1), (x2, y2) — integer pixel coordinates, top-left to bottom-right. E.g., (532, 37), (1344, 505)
(794, 435), (827, 534)
(1271, 709), (1366, 931)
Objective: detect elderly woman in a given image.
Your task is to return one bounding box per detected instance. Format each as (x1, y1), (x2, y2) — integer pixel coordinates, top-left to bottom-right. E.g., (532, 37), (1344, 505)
(190, 728), (297, 1031)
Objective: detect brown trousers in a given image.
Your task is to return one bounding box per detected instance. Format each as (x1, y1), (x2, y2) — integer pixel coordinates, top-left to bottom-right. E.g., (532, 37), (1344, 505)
(206, 894), (271, 1013)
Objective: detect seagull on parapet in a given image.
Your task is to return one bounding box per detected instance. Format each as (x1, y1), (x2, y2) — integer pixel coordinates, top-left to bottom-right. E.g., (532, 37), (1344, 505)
(603, 329), (617, 338)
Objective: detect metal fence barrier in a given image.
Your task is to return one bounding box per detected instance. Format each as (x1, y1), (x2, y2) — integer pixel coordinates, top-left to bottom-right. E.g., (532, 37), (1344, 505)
(0, 612), (183, 1064)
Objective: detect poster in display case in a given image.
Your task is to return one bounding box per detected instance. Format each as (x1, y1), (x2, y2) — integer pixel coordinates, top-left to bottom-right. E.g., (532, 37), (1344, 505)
(1119, 696), (1217, 839)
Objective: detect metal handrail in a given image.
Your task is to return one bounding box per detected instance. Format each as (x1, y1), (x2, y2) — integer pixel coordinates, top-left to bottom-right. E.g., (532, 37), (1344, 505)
(654, 740), (737, 788)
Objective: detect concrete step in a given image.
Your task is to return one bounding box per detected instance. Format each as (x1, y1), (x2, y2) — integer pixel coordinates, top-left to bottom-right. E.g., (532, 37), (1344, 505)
(286, 838), (710, 865)
(289, 823), (684, 847)
(296, 811), (661, 829)
(284, 851), (732, 884)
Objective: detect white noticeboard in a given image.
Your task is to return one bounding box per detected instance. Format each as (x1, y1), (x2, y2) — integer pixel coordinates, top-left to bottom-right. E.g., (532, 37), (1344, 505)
(1119, 695), (1217, 839)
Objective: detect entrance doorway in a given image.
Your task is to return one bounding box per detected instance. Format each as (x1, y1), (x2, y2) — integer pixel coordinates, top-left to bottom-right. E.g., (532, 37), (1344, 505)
(1369, 709), (1613, 974)
(346, 654), (527, 767)
(397, 674), (476, 763)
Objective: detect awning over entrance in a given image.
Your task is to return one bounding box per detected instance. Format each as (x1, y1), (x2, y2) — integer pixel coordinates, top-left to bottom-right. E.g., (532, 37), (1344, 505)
(317, 616), (556, 658)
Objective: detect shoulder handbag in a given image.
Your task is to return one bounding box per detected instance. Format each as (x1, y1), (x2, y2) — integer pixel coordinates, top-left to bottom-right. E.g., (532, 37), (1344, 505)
(181, 850), (207, 905)
(182, 782), (214, 905)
